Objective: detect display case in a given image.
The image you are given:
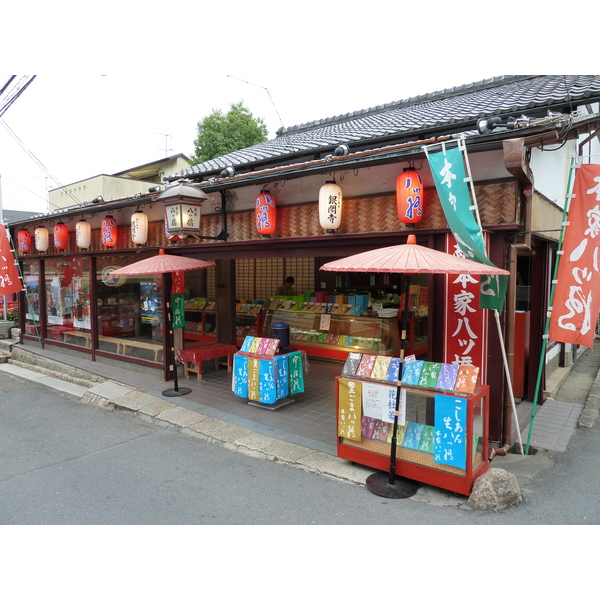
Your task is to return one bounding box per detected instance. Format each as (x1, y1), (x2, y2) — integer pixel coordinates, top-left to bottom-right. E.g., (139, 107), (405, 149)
(262, 303), (399, 361)
(336, 375), (489, 495)
(183, 299), (216, 342)
(235, 301), (264, 345)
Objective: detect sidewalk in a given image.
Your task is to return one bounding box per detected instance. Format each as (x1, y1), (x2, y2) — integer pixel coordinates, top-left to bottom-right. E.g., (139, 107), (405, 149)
(2, 339), (599, 506)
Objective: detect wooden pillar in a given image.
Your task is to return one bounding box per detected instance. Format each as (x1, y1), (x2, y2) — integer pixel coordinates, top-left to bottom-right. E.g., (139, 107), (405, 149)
(215, 259), (236, 345)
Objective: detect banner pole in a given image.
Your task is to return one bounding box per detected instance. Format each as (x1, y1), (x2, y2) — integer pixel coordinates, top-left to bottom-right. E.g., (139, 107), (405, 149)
(459, 140), (524, 454)
(2, 224), (42, 347)
(525, 156), (577, 454)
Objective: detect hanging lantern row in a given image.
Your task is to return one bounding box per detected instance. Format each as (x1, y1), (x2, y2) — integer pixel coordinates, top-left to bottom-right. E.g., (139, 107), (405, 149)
(255, 190), (276, 237)
(318, 181), (343, 233)
(396, 168), (424, 226)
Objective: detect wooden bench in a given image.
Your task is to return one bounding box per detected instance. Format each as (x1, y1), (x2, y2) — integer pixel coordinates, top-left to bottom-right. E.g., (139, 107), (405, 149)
(177, 343), (237, 380)
(118, 339), (164, 362)
(62, 332), (162, 361)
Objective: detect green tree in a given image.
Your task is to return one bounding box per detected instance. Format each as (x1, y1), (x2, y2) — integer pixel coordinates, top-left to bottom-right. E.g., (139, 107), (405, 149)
(190, 101), (268, 165)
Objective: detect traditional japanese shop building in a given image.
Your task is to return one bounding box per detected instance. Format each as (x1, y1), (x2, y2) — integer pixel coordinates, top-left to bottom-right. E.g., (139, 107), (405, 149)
(9, 75), (600, 447)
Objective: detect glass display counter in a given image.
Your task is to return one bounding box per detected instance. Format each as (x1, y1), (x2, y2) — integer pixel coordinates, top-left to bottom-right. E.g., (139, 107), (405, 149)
(262, 304), (399, 361)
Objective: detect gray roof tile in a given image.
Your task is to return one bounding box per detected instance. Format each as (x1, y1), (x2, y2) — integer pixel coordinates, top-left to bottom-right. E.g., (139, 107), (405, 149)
(179, 75), (600, 180)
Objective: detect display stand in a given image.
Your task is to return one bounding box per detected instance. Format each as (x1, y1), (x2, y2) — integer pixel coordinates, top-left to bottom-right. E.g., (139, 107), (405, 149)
(233, 336), (307, 410)
(336, 359), (489, 496)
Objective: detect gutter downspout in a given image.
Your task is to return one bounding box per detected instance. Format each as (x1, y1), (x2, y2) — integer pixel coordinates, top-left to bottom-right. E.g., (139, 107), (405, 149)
(501, 138), (533, 451)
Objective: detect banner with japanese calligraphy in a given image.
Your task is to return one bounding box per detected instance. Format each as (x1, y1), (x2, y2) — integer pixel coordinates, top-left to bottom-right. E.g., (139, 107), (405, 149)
(549, 163), (600, 348)
(434, 394), (467, 470)
(426, 146), (507, 310)
(444, 233), (487, 380)
(0, 225), (23, 296)
(338, 377), (362, 441)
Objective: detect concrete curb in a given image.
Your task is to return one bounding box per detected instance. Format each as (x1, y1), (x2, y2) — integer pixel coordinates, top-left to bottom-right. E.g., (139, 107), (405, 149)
(79, 381), (375, 487)
(578, 366), (600, 429)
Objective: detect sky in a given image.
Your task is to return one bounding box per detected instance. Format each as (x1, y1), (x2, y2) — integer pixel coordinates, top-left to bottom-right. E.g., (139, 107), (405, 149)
(1, 2), (595, 217)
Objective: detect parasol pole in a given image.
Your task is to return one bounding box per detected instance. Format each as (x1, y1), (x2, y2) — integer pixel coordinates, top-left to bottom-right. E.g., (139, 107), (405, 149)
(366, 274), (420, 498)
(162, 274), (191, 397)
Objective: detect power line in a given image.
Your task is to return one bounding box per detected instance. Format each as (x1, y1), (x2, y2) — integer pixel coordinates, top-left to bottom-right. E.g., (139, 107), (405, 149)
(0, 76), (36, 118)
(0, 118), (80, 209)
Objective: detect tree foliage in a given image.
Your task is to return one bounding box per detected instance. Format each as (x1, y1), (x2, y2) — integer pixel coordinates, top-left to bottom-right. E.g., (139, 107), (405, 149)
(190, 101), (268, 165)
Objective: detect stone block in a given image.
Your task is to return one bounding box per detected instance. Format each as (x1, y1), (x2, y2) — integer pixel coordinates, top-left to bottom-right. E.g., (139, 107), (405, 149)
(468, 468), (523, 512)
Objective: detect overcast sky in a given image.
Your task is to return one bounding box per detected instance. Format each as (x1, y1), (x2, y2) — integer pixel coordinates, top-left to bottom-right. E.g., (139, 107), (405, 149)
(1, 2), (594, 217)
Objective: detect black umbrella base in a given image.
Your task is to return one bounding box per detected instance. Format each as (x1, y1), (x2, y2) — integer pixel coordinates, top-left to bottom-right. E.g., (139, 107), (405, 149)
(366, 472), (421, 499)
(162, 387), (192, 397)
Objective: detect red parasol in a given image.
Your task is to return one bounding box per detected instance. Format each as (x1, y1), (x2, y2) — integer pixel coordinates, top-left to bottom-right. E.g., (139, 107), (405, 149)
(320, 235), (509, 276)
(110, 249), (215, 398)
(110, 249), (215, 277)
(320, 235), (509, 499)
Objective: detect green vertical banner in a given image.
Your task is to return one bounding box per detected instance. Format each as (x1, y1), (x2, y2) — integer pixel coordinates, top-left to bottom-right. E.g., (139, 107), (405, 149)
(426, 146), (507, 310)
(172, 294), (185, 328)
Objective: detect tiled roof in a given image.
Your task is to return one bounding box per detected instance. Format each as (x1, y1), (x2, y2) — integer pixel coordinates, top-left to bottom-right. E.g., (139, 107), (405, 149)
(178, 75), (600, 180)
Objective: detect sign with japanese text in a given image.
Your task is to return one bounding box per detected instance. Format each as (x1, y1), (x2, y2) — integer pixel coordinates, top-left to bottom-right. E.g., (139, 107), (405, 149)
(338, 377), (362, 441)
(549, 164), (600, 349)
(171, 294), (185, 328)
(171, 270), (185, 295)
(426, 145), (507, 310)
(434, 394), (467, 470)
(0, 225), (23, 295)
(362, 381), (405, 425)
(444, 233), (487, 381)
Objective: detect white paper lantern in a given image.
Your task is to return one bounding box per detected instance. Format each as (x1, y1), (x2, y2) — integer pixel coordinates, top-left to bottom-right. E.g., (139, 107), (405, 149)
(131, 210), (148, 246)
(34, 226), (49, 252)
(318, 181), (343, 232)
(75, 219), (91, 249)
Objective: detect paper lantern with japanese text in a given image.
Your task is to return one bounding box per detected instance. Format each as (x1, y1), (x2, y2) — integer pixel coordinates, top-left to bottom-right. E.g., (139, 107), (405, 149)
(53, 222), (69, 250)
(164, 213), (181, 243)
(318, 181), (343, 232)
(396, 169), (424, 226)
(131, 210), (148, 246)
(76, 219), (91, 249)
(34, 226), (49, 252)
(18, 230), (32, 254)
(255, 190), (276, 236)
(101, 215), (118, 247)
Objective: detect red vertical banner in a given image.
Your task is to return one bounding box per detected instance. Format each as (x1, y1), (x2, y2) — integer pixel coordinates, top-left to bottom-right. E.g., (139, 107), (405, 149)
(0, 225), (23, 295)
(171, 270), (185, 295)
(549, 163), (600, 348)
(444, 233), (487, 382)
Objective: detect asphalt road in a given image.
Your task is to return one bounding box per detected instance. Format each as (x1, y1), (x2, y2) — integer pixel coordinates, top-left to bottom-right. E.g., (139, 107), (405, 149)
(1, 370), (599, 527)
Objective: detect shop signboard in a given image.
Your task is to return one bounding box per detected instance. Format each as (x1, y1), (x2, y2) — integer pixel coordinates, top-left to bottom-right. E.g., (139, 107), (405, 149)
(444, 233), (487, 380)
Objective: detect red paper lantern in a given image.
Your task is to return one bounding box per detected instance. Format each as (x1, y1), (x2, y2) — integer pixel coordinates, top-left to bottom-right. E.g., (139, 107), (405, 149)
(101, 215), (118, 247)
(18, 230), (32, 254)
(53, 222), (69, 250)
(396, 169), (424, 225)
(255, 190), (276, 236)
